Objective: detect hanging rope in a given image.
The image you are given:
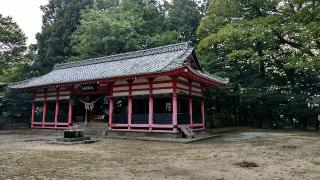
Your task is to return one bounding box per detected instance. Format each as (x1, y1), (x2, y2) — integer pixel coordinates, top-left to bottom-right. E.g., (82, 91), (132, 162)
(74, 96), (103, 111)
(74, 96), (104, 125)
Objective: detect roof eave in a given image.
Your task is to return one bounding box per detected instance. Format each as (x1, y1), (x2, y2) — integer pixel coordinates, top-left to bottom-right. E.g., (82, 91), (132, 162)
(10, 65), (229, 91)
(183, 66), (229, 87)
(191, 49), (203, 72)
(10, 67), (189, 91)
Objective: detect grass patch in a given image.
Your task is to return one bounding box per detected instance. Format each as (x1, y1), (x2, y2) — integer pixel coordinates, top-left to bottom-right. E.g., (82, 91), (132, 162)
(234, 161), (259, 168)
(311, 159), (320, 166)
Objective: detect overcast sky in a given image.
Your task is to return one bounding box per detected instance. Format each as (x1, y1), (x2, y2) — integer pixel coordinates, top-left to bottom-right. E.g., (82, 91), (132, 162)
(0, 0), (202, 46)
(0, 0), (48, 45)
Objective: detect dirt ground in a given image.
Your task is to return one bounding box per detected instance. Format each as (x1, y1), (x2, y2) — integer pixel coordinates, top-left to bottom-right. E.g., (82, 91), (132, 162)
(0, 129), (320, 180)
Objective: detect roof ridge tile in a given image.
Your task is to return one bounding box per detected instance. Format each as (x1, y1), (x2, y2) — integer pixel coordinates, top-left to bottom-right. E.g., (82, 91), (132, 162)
(54, 42), (190, 70)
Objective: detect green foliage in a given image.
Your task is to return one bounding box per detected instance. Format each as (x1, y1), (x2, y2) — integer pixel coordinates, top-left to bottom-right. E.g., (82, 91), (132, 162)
(198, 0), (320, 127)
(33, 0), (202, 69)
(35, 0), (93, 74)
(166, 0), (202, 43)
(70, 0), (202, 60)
(3, 0), (318, 129)
(0, 14), (27, 74)
(71, 2), (171, 59)
(0, 90), (32, 123)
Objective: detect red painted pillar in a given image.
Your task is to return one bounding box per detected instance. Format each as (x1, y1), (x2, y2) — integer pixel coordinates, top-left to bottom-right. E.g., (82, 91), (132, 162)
(31, 103), (35, 128)
(68, 97), (72, 127)
(108, 98), (113, 131)
(128, 81), (133, 131)
(31, 92), (35, 128)
(108, 83), (114, 131)
(201, 100), (205, 128)
(188, 80), (193, 129)
(42, 89), (47, 128)
(148, 78), (154, 132)
(54, 88), (59, 128)
(172, 77), (178, 133)
(31, 99), (35, 128)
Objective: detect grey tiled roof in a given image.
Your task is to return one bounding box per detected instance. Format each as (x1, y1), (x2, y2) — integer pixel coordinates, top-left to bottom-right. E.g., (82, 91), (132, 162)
(0, 82), (9, 86)
(0, 82), (8, 90)
(310, 95), (320, 104)
(10, 42), (228, 89)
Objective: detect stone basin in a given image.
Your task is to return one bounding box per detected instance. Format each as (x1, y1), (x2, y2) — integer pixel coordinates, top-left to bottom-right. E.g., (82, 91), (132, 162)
(64, 129), (84, 138)
(57, 129), (90, 143)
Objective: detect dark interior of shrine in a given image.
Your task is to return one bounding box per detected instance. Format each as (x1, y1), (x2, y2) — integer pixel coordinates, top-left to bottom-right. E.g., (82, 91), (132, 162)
(72, 95), (108, 123)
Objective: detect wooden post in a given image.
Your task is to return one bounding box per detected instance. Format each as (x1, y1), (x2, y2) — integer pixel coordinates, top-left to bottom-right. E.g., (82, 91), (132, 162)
(31, 92), (35, 128)
(42, 89), (47, 128)
(31, 103), (35, 128)
(316, 115), (319, 131)
(54, 88), (59, 128)
(188, 80), (193, 129)
(108, 83), (114, 131)
(128, 80), (133, 131)
(172, 76), (178, 133)
(108, 98), (113, 131)
(201, 100), (205, 128)
(148, 78), (154, 132)
(68, 97), (72, 127)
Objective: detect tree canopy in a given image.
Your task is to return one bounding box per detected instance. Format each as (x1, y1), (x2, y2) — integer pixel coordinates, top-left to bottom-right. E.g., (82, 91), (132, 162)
(0, 14), (35, 83)
(197, 0), (320, 127)
(165, 0), (202, 43)
(0, 14), (27, 73)
(1, 0), (319, 129)
(35, 0), (93, 74)
(70, 0), (202, 60)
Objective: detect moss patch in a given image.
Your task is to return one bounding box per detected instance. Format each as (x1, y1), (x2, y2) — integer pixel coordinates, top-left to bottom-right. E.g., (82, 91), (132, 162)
(311, 159), (320, 166)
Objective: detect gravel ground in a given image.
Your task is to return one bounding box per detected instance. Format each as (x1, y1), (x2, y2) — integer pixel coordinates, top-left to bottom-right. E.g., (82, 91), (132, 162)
(0, 129), (319, 180)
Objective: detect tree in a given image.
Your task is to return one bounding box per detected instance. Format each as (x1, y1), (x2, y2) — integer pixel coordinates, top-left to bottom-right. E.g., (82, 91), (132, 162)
(197, 0), (320, 128)
(0, 43), (39, 83)
(71, 0), (180, 60)
(0, 14), (27, 74)
(165, 0), (202, 43)
(0, 15), (32, 122)
(35, 0), (93, 74)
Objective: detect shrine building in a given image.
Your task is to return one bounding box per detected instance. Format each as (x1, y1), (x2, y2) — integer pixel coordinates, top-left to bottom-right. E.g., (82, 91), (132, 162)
(10, 42), (228, 135)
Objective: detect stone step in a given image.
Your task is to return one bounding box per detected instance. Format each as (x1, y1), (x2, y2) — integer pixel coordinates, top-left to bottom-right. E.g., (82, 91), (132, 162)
(180, 127), (195, 138)
(72, 122), (107, 136)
